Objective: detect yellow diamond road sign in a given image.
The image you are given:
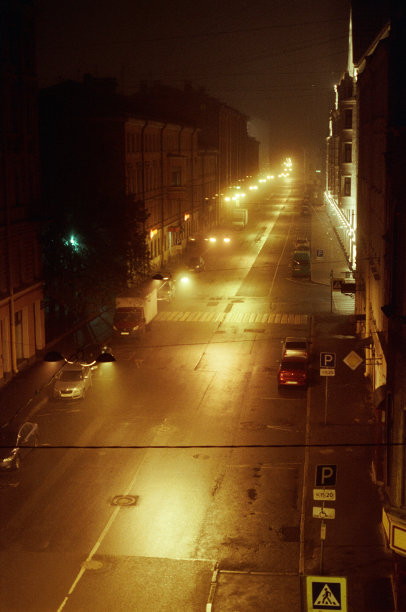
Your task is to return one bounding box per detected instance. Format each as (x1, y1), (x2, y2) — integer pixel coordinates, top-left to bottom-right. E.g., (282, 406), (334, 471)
(343, 350), (363, 371)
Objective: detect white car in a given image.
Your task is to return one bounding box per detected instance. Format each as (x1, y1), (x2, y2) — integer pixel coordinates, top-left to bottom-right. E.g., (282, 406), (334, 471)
(281, 337), (310, 361)
(53, 363), (92, 400)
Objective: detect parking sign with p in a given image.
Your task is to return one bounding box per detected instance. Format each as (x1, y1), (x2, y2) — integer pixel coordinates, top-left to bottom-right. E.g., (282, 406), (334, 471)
(320, 352), (336, 369)
(316, 464), (337, 487)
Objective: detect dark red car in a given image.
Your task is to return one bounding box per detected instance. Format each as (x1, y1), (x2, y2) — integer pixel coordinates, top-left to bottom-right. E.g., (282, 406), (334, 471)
(277, 357), (309, 388)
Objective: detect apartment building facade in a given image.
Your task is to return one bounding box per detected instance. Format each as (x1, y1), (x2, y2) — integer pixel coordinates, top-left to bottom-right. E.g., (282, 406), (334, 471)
(0, 0), (45, 384)
(132, 81), (259, 196)
(39, 76), (224, 276)
(327, 0), (406, 596)
(125, 117), (214, 269)
(325, 71), (357, 268)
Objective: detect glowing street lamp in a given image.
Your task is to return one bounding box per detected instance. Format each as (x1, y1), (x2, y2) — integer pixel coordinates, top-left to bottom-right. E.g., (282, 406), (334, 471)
(44, 344), (116, 365)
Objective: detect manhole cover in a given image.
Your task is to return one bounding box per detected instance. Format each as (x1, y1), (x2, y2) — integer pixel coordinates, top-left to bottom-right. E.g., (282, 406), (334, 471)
(111, 495), (138, 506)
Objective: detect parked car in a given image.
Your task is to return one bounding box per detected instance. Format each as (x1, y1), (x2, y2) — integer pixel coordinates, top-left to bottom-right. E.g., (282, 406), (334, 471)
(281, 337), (310, 361)
(53, 363), (92, 400)
(294, 237), (310, 250)
(292, 250), (311, 278)
(277, 357), (309, 388)
(187, 256), (206, 272)
(0, 422), (39, 470)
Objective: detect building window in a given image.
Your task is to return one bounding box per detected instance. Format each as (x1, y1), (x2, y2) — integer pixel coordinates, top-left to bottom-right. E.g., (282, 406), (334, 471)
(171, 169), (181, 186)
(344, 142), (352, 163)
(344, 109), (352, 129)
(344, 177), (351, 196)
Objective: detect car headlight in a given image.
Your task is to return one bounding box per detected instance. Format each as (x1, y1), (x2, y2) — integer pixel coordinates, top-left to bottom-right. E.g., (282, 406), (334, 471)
(1, 455), (14, 467)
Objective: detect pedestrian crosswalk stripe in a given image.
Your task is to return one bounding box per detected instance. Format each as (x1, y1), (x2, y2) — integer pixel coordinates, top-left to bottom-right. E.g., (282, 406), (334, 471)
(333, 293), (354, 315)
(155, 311), (308, 325)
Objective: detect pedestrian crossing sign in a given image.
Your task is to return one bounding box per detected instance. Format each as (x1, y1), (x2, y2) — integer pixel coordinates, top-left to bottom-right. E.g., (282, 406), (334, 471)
(306, 576), (347, 611)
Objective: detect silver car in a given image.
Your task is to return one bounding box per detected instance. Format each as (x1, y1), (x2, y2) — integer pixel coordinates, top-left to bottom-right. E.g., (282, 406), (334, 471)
(281, 337), (310, 361)
(0, 422), (39, 470)
(53, 363), (92, 400)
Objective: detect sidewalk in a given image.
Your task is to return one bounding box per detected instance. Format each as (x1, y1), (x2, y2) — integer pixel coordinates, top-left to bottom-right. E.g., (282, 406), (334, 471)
(307, 312), (394, 611)
(0, 312), (113, 428)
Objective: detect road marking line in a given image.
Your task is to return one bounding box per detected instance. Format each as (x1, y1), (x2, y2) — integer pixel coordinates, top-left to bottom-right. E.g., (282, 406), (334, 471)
(155, 311), (308, 324)
(206, 562), (219, 612)
(57, 449), (150, 611)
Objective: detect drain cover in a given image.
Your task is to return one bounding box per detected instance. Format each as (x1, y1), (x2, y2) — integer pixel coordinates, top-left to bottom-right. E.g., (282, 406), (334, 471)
(111, 495), (138, 506)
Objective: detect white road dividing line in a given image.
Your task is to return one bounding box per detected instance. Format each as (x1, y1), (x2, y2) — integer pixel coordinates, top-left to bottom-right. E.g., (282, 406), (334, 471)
(57, 451), (150, 611)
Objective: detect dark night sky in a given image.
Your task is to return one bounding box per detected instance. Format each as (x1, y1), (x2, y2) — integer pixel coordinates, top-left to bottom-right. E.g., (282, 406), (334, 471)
(35, 0), (350, 169)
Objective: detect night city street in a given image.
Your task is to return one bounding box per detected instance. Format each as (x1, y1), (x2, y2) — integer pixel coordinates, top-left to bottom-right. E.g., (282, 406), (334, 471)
(0, 177), (394, 610)
(2, 1), (406, 610)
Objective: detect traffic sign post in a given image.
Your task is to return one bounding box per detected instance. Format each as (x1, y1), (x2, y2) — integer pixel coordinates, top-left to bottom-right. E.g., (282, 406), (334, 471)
(314, 466), (337, 574)
(313, 506), (336, 520)
(316, 465), (337, 487)
(313, 488), (336, 501)
(306, 576), (347, 611)
(320, 353), (336, 424)
(320, 353), (336, 369)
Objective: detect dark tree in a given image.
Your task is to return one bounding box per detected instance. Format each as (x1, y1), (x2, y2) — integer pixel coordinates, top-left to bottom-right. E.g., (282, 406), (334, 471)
(41, 194), (149, 332)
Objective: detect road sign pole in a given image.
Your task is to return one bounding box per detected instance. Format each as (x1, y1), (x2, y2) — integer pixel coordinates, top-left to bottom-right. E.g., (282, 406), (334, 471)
(320, 517), (326, 574)
(324, 376), (328, 424)
(330, 269), (333, 313)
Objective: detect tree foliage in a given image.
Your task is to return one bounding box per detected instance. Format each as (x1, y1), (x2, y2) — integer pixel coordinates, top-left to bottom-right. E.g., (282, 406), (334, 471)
(41, 195), (149, 324)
